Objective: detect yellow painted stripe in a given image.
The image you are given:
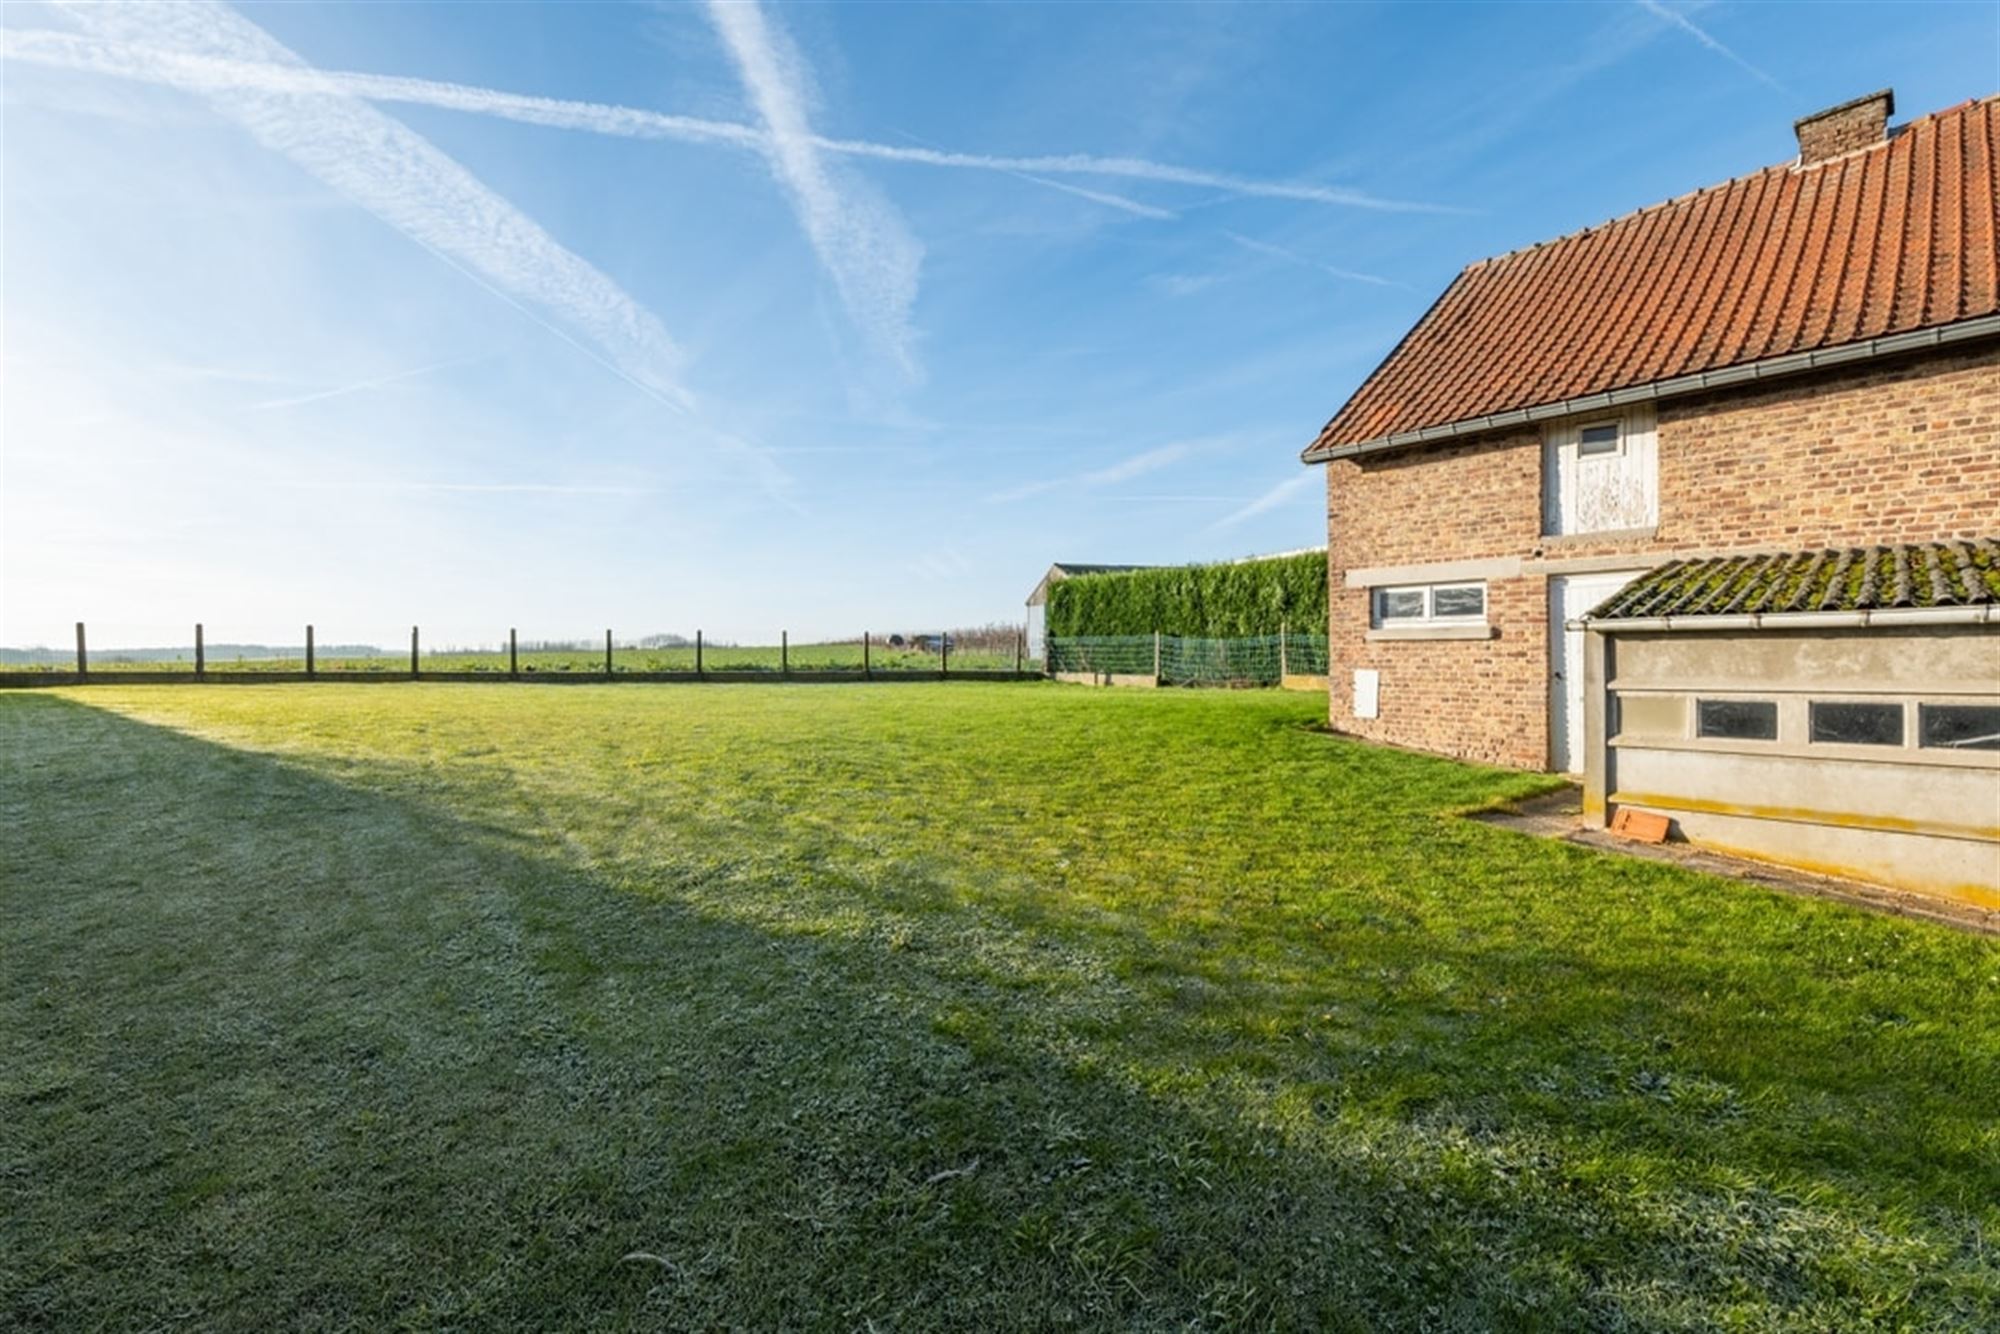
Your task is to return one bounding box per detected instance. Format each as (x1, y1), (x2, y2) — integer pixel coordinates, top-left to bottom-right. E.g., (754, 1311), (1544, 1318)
(1610, 791), (2000, 843)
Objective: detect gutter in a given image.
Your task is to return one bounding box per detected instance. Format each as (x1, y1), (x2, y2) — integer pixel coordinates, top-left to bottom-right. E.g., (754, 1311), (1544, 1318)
(1303, 314), (2000, 463)
(1566, 605), (2000, 633)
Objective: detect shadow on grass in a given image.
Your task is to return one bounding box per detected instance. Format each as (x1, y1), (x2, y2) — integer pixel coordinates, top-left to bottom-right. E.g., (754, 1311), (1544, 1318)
(2, 692), (1995, 1330)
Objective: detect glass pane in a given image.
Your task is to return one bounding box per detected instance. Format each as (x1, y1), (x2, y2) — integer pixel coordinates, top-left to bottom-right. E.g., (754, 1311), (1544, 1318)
(1578, 423), (1621, 455)
(1696, 699), (1777, 740)
(1431, 585), (1485, 618)
(1918, 704), (2000, 751)
(1810, 701), (1903, 746)
(1378, 589), (1425, 620)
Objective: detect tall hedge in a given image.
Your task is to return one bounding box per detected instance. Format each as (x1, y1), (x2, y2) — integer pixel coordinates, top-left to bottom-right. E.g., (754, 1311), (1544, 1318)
(1045, 552), (1327, 638)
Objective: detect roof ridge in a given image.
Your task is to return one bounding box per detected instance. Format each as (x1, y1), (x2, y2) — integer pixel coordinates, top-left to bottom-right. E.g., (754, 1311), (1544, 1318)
(1458, 96), (1999, 278)
(1307, 92), (2000, 458)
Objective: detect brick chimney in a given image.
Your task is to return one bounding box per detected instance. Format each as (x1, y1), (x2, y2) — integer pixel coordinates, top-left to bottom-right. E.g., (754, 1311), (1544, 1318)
(1794, 89), (1894, 164)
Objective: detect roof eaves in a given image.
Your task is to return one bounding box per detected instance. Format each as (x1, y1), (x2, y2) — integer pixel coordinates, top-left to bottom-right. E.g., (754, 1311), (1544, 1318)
(1301, 312), (2000, 463)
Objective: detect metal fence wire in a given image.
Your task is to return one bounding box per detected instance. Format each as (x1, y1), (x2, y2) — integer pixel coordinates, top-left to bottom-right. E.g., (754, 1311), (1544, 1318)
(1047, 633), (1328, 686)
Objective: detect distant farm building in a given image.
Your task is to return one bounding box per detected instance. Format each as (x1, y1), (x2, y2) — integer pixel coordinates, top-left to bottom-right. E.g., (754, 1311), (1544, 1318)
(1024, 563), (1156, 660)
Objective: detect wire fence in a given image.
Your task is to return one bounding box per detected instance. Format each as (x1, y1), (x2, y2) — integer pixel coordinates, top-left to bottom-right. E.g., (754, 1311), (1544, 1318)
(0, 623), (1036, 681)
(1, 622), (1330, 689)
(1047, 632), (1328, 687)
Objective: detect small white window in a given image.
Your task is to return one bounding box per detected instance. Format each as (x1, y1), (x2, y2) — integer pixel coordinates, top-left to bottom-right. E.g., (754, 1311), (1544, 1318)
(1577, 421), (1622, 457)
(1371, 582), (1486, 627)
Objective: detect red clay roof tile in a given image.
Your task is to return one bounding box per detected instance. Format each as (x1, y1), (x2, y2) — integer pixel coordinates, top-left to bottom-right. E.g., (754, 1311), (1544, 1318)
(1307, 95), (2000, 456)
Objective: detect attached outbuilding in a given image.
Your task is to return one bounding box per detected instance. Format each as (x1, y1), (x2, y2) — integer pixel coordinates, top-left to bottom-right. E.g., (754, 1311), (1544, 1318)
(1577, 541), (2000, 905)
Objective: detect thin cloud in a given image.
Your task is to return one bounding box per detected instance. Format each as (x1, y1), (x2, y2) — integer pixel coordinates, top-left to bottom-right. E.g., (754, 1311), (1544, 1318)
(1224, 232), (1404, 289)
(1153, 272), (1225, 299)
(987, 440), (1197, 505)
(46, 3), (694, 414)
(291, 481), (655, 496)
(1, 27), (1459, 215)
(703, 0), (924, 379)
(1635, 0), (1788, 93)
(1207, 472), (1317, 531)
(1009, 173), (1176, 220)
(821, 137), (1465, 214)
(245, 357), (472, 411)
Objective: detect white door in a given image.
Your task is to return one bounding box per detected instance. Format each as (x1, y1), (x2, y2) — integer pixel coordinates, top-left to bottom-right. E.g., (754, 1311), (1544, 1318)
(1549, 571), (1645, 773)
(1541, 405), (1658, 537)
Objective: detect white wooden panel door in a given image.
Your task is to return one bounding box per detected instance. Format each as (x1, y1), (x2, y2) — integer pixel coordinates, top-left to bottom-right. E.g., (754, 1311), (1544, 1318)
(1549, 571), (1646, 773)
(1541, 405), (1658, 536)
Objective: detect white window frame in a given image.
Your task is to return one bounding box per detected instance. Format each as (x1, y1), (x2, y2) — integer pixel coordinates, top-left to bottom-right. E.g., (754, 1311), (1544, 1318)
(1575, 419), (1624, 459)
(1371, 581), (1487, 629)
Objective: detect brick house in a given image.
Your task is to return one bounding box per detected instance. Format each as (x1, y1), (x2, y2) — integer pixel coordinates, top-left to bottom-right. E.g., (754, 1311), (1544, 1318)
(1300, 91), (1998, 900)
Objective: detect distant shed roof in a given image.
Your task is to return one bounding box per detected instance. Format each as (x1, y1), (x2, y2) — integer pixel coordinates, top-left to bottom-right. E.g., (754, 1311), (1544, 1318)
(1305, 94), (2000, 461)
(1585, 539), (2000, 622)
(1026, 563), (1156, 607)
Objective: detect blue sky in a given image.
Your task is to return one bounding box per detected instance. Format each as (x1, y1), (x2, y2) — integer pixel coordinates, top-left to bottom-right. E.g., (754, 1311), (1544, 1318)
(2, 0), (1993, 648)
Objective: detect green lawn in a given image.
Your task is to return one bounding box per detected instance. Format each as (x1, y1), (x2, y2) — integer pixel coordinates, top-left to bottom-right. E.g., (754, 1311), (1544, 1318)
(2, 684), (1994, 1330)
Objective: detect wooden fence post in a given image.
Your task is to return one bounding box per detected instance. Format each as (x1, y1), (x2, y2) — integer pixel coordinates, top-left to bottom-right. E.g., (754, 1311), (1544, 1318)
(863, 631), (871, 678)
(941, 631), (949, 677)
(306, 625), (315, 678)
(509, 628), (518, 679)
(1280, 618), (1288, 679)
(1153, 630), (1162, 683)
(411, 626), (419, 680)
(696, 630), (704, 679)
(75, 622), (86, 678)
(1015, 629), (1023, 675)
(195, 623), (204, 677)
(605, 629), (614, 679)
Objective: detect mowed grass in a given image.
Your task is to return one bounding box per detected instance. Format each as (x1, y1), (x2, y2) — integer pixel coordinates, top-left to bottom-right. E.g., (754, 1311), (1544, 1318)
(2, 684), (1995, 1330)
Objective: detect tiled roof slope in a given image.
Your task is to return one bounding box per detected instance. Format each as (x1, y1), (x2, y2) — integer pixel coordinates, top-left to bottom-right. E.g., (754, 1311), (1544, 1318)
(1309, 96), (2000, 457)
(1587, 539), (2000, 620)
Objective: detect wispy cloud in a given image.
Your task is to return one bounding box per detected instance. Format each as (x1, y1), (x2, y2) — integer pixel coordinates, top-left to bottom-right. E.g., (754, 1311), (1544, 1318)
(288, 480), (655, 496)
(1635, 0), (1788, 93)
(25, 2), (799, 509)
(703, 0), (924, 379)
(822, 137), (1464, 214)
(1152, 272), (1224, 299)
(1206, 472), (1316, 531)
(1009, 173), (1176, 220)
(987, 440), (1198, 505)
(1224, 232), (1404, 289)
(1, 27), (1458, 215)
(43, 3), (695, 414)
(245, 357), (471, 411)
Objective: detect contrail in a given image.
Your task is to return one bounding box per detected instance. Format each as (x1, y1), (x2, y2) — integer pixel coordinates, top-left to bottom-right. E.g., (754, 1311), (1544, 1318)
(1224, 232), (1405, 289)
(245, 357), (474, 411)
(1634, 0), (1789, 94)
(703, 0), (923, 378)
(2, 26), (1459, 214)
(40, 5), (693, 413)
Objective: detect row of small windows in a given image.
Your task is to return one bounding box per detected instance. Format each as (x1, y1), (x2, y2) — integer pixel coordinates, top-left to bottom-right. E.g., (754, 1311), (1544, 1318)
(1372, 581), (1486, 627)
(1694, 699), (2000, 751)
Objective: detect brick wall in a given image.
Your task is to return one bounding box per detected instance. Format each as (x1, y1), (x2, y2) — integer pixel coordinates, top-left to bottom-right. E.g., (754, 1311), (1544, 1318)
(1323, 341), (2000, 769)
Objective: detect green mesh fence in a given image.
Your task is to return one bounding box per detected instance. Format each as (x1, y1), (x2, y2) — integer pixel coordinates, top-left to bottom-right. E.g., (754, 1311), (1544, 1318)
(1048, 634), (1328, 686)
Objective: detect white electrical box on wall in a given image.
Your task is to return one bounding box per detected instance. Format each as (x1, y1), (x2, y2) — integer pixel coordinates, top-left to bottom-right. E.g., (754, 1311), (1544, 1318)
(1353, 669), (1380, 720)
